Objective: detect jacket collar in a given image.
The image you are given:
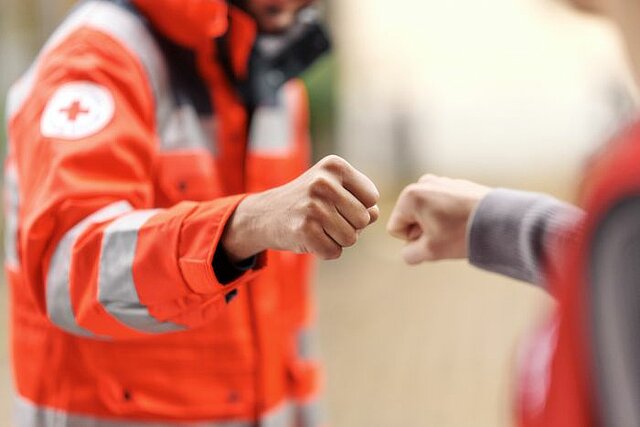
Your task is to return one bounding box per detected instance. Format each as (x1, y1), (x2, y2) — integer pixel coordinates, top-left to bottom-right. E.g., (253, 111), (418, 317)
(131, 0), (257, 82)
(129, 0), (330, 106)
(131, 0), (234, 49)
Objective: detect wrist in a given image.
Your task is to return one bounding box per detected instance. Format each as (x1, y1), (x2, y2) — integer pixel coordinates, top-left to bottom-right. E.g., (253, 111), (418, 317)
(222, 194), (268, 263)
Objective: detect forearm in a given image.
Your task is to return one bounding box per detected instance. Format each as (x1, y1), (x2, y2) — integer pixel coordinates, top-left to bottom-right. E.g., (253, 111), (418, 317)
(468, 188), (583, 286)
(221, 192), (272, 263)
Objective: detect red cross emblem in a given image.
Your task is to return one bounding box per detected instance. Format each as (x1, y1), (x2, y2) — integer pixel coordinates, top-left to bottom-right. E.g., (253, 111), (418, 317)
(59, 100), (90, 122)
(41, 82), (114, 140)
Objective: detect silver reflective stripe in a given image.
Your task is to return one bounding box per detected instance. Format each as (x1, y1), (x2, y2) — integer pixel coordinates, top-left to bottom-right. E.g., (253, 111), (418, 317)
(4, 161), (20, 269)
(46, 201), (133, 337)
(15, 396), (297, 427)
(161, 104), (217, 154)
(97, 210), (185, 334)
(296, 327), (318, 360)
(262, 401), (295, 427)
(6, 71), (37, 122)
(295, 400), (325, 427)
(6, 1), (171, 129)
(248, 87), (293, 155)
(81, 1), (172, 130)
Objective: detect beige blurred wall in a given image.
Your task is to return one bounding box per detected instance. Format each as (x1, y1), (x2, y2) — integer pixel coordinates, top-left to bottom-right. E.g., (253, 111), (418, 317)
(0, 0), (73, 96)
(335, 0), (638, 193)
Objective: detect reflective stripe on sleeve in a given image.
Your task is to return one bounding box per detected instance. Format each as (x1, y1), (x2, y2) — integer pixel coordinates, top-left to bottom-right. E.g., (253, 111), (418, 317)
(46, 201), (133, 337)
(160, 104), (217, 154)
(81, 1), (172, 129)
(248, 85), (295, 155)
(4, 161), (20, 269)
(296, 327), (319, 361)
(97, 210), (185, 334)
(295, 399), (326, 427)
(15, 395), (299, 427)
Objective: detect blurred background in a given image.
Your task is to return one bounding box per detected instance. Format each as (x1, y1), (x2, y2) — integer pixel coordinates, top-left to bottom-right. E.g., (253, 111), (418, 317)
(1, 0), (637, 426)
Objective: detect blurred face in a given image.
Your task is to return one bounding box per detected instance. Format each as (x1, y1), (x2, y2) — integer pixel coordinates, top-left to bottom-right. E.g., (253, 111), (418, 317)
(243, 0), (316, 33)
(605, 0), (640, 86)
(565, 0), (640, 86)
(565, 0), (607, 14)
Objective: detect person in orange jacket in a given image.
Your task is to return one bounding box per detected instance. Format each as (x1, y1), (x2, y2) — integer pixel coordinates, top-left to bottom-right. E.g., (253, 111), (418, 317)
(4, 1), (380, 426)
(387, 0), (640, 425)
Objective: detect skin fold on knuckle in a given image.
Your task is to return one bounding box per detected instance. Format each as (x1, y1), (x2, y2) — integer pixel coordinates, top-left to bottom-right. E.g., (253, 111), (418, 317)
(316, 240), (342, 260)
(418, 174), (439, 184)
(320, 155), (348, 175)
(368, 205), (380, 224)
(302, 198), (327, 224)
(308, 174), (335, 200)
(363, 182), (381, 208)
(352, 207), (371, 230)
(404, 183), (427, 207)
(297, 214), (321, 246)
(386, 212), (408, 238)
(340, 229), (358, 247)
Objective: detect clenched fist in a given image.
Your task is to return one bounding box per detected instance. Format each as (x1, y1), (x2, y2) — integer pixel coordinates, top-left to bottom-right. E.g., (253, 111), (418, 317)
(223, 155), (380, 261)
(387, 175), (490, 264)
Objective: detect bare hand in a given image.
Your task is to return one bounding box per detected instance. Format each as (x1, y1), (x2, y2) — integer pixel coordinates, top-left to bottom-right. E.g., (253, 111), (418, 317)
(387, 175), (490, 264)
(223, 155), (380, 261)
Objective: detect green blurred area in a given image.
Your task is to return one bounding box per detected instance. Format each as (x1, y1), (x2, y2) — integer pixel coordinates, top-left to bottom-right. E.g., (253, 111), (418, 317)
(302, 54), (337, 161)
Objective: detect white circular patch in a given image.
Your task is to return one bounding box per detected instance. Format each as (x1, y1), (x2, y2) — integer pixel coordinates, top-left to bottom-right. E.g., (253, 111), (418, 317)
(40, 82), (115, 140)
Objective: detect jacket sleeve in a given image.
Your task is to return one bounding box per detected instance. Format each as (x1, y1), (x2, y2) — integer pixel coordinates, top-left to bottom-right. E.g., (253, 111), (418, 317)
(8, 28), (263, 340)
(467, 188), (583, 287)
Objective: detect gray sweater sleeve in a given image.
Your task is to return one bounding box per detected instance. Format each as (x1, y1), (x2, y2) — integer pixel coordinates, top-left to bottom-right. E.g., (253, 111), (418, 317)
(468, 188), (583, 286)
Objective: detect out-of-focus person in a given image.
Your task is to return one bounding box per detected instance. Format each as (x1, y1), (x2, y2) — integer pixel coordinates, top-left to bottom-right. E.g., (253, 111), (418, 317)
(387, 0), (640, 426)
(3, 0), (380, 426)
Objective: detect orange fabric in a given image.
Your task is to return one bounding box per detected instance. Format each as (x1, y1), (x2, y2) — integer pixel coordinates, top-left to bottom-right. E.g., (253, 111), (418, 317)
(518, 123), (640, 427)
(132, 0), (229, 49)
(6, 2), (320, 423)
(10, 28), (254, 339)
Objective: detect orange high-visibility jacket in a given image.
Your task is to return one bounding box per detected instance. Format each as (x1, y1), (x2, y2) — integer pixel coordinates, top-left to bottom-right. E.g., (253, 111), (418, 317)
(4, 1), (325, 425)
(517, 123), (640, 427)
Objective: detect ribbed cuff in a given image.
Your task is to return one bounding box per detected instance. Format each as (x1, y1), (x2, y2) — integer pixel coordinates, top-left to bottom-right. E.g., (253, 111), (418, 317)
(468, 188), (576, 286)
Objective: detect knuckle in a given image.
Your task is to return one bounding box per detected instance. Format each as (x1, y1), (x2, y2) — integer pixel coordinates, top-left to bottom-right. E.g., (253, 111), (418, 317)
(323, 245), (342, 260)
(419, 174), (438, 183)
(298, 216), (319, 236)
(320, 155), (349, 174)
(353, 209), (371, 229)
(312, 238), (342, 260)
(403, 184), (425, 203)
(385, 220), (396, 235)
(368, 206), (380, 223)
(314, 245), (330, 259)
(308, 175), (334, 198)
(343, 231), (358, 247)
(303, 199), (323, 218)
(369, 184), (381, 204)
